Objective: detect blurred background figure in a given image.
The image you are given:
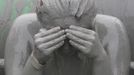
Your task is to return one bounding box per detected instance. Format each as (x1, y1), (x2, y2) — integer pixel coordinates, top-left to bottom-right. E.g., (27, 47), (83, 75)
(0, 0), (134, 75)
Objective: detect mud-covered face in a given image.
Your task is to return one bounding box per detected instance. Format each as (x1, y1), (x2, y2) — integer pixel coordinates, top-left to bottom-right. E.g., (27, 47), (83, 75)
(36, 0), (96, 55)
(39, 15), (95, 56)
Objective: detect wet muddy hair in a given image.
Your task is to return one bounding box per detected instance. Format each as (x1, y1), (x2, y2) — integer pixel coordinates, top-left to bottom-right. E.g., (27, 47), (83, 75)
(36, 0), (97, 25)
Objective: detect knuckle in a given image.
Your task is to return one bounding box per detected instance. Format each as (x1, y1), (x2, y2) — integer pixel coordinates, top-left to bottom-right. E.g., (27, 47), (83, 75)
(34, 34), (39, 39)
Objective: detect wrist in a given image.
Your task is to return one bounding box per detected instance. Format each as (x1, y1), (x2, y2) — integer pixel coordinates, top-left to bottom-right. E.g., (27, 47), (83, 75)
(31, 52), (46, 70)
(33, 49), (50, 65)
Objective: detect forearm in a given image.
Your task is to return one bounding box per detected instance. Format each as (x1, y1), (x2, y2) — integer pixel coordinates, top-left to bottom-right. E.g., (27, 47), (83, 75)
(93, 54), (113, 75)
(23, 55), (43, 75)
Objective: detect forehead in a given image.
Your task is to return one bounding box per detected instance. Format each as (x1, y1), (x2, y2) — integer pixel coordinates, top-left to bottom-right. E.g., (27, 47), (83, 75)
(41, 16), (93, 30)
(38, 0), (94, 18)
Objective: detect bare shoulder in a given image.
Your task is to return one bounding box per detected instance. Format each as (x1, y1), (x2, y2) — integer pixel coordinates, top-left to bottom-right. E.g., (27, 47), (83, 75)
(13, 13), (37, 25)
(95, 14), (125, 32)
(95, 14), (130, 56)
(11, 13), (38, 30)
(6, 13), (41, 47)
(5, 13), (39, 72)
(94, 14), (128, 42)
(9, 13), (41, 38)
(95, 15), (130, 75)
(6, 13), (39, 47)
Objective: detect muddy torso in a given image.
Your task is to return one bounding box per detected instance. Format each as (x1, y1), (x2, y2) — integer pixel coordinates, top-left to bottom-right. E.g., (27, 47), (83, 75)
(20, 13), (128, 75)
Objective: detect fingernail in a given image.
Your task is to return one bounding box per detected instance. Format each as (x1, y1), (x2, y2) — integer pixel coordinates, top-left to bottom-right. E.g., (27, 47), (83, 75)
(57, 26), (61, 29)
(65, 29), (69, 32)
(70, 25), (74, 28)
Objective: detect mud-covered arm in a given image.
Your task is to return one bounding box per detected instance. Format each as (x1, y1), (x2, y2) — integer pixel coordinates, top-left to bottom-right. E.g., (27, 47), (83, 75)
(108, 19), (130, 75)
(92, 36), (113, 75)
(93, 17), (130, 75)
(5, 14), (43, 75)
(22, 54), (43, 75)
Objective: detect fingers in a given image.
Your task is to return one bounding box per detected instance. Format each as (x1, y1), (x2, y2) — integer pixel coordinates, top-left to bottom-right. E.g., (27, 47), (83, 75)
(65, 29), (95, 41)
(67, 33), (93, 53)
(34, 25), (96, 56)
(65, 25), (96, 54)
(38, 35), (66, 49)
(69, 40), (87, 53)
(34, 26), (61, 39)
(34, 28), (47, 39)
(36, 40), (64, 56)
(37, 34), (65, 55)
(46, 41), (64, 54)
(34, 27), (65, 56)
(69, 25), (95, 35)
(41, 41), (64, 55)
(35, 30), (65, 45)
(66, 33), (88, 46)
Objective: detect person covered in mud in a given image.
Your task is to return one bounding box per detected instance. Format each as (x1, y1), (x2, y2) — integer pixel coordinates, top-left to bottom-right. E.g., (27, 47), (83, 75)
(5, 0), (130, 75)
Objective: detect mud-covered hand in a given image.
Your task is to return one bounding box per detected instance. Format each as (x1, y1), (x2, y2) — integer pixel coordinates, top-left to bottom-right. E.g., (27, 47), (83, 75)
(33, 27), (66, 64)
(65, 25), (106, 60)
